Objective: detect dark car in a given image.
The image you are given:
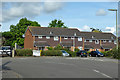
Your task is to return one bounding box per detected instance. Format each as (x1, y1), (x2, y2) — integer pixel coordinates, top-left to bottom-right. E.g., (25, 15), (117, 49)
(89, 51), (104, 57)
(76, 50), (87, 57)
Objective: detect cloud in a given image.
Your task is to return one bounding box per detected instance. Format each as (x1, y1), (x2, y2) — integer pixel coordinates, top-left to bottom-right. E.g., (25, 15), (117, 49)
(79, 25), (91, 31)
(96, 9), (107, 16)
(70, 25), (91, 32)
(103, 26), (116, 34)
(1, 2), (64, 23)
(44, 1), (64, 13)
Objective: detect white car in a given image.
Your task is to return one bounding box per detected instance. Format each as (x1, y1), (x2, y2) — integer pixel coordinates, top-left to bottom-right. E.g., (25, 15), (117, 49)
(0, 46), (12, 56)
(61, 50), (70, 57)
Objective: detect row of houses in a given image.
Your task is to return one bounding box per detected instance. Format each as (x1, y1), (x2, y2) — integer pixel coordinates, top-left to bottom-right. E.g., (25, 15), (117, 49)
(24, 26), (116, 51)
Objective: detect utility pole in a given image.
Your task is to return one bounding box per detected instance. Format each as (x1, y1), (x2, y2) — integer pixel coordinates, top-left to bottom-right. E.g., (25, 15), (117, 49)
(108, 9), (118, 50)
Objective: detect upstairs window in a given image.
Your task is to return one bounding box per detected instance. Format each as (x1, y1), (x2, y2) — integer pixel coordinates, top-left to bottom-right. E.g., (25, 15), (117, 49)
(64, 37), (68, 39)
(71, 37), (74, 39)
(95, 40), (99, 44)
(46, 36), (50, 39)
(109, 40), (112, 43)
(54, 36), (59, 41)
(103, 40), (106, 43)
(89, 40), (92, 42)
(114, 40), (116, 44)
(78, 37), (82, 41)
(38, 36), (42, 39)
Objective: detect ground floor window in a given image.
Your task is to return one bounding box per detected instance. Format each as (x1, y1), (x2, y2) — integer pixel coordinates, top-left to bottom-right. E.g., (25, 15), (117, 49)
(38, 47), (45, 50)
(84, 49), (89, 51)
(64, 46), (71, 50)
(105, 49), (110, 51)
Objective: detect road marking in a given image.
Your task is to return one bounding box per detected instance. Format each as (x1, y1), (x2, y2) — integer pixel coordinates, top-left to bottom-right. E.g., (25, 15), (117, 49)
(93, 69), (112, 78)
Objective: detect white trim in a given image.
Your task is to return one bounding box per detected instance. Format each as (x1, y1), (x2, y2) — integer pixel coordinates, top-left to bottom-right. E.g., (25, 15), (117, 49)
(89, 40), (92, 42)
(54, 36), (59, 41)
(103, 40), (106, 43)
(78, 37), (82, 41)
(46, 36), (50, 39)
(38, 36), (42, 39)
(95, 40), (99, 44)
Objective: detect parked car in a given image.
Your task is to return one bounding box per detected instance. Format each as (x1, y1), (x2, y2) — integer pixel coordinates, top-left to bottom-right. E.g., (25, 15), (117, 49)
(89, 51), (104, 57)
(76, 50), (87, 57)
(0, 46), (12, 57)
(61, 50), (70, 57)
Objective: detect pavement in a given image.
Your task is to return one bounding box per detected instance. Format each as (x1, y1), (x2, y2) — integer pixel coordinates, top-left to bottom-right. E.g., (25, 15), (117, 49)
(0, 57), (119, 79)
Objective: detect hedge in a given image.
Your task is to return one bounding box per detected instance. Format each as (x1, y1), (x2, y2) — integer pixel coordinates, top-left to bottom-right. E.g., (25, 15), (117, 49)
(41, 50), (62, 56)
(15, 49), (33, 56)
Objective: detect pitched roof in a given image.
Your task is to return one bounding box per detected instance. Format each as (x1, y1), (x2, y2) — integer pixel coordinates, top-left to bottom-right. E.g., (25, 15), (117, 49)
(28, 26), (81, 37)
(80, 32), (116, 40)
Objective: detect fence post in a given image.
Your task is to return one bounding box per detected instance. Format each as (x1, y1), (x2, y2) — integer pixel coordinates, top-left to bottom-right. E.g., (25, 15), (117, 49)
(12, 48), (15, 57)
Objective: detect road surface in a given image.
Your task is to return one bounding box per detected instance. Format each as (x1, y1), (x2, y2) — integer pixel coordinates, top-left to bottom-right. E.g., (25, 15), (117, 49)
(1, 57), (119, 79)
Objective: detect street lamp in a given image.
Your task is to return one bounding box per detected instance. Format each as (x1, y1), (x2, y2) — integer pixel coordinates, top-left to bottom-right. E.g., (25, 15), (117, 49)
(108, 9), (118, 50)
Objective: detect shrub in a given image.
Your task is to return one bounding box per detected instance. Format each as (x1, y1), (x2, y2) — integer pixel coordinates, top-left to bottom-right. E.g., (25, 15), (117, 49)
(41, 50), (62, 56)
(112, 47), (120, 59)
(15, 49), (33, 56)
(67, 51), (76, 57)
(75, 48), (79, 52)
(47, 47), (54, 50)
(54, 44), (63, 50)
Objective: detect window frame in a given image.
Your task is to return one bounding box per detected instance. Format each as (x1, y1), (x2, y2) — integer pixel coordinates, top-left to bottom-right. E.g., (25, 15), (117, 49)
(38, 36), (42, 39)
(95, 40), (99, 44)
(46, 36), (50, 39)
(78, 37), (82, 41)
(54, 36), (59, 41)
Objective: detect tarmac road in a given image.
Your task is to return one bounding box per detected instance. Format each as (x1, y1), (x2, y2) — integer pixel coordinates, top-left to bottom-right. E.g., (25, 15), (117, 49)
(1, 57), (119, 79)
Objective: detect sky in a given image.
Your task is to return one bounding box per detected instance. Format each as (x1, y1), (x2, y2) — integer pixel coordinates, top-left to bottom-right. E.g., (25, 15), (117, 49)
(0, 1), (119, 36)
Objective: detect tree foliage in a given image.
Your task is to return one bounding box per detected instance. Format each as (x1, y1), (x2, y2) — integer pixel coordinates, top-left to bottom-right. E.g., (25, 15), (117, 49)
(2, 18), (41, 48)
(48, 19), (67, 28)
(90, 28), (102, 32)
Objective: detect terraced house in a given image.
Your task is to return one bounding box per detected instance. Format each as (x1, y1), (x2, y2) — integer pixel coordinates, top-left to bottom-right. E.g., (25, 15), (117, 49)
(24, 26), (116, 51)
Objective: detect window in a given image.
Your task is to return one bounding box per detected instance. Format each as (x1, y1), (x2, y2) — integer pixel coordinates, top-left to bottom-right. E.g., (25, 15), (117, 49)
(64, 37), (68, 39)
(89, 40), (92, 42)
(109, 40), (112, 43)
(78, 37), (82, 41)
(46, 36), (50, 39)
(84, 39), (86, 42)
(71, 37), (74, 39)
(103, 40), (106, 43)
(54, 36), (59, 41)
(111, 36), (114, 39)
(95, 40), (99, 44)
(38, 36), (42, 39)
(114, 40), (116, 44)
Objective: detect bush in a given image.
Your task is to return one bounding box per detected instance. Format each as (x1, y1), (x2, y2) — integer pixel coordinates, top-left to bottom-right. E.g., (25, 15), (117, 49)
(112, 47), (120, 59)
(15, 49), (33, 56)
(41, 50), (62, 56)
(54, 44), (63, 50)
(67, 51), (76, 57)
(47, 47), (54, 50)
(75, 48), (79, 52)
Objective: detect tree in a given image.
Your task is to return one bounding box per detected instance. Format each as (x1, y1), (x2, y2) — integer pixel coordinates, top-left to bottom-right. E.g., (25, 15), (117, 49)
(48, 19), (67, 28)
(90, 28), (102, 32)
(3, 17), (41, 48)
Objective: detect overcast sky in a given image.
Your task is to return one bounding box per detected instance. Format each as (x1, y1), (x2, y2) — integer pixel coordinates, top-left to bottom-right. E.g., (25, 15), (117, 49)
(0, 1), (119, 36)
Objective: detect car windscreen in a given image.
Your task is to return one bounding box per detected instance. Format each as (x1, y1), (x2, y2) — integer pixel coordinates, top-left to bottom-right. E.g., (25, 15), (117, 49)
(81, 51), (87, 53)
(62, 51), (66, 53)
(2, 47), (11, 50)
